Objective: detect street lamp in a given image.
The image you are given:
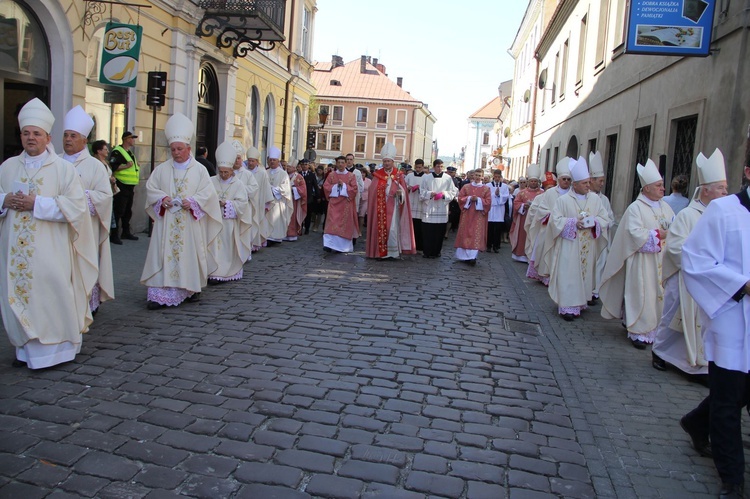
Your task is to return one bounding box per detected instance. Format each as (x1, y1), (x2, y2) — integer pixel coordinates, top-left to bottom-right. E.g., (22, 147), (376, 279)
(317, 108), (329, 129)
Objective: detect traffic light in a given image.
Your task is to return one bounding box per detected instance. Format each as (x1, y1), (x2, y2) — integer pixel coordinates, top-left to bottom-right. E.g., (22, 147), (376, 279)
(306, 130), (316, 150)
(147, 71), (167, 108)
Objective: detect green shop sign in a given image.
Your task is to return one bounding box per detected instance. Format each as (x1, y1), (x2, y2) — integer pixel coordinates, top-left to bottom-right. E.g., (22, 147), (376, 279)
(99, 22), (142, 87)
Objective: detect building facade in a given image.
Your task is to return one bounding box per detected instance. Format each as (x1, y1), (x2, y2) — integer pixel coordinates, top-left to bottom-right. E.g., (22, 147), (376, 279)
(464, 80), (512, 176)
(310, 55), (436, 165)
(507, 0), (749, 215)
(1, 0), (318, 231)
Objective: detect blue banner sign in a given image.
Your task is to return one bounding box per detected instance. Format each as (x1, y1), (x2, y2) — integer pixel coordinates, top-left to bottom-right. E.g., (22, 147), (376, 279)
(626, 0), (716, 56)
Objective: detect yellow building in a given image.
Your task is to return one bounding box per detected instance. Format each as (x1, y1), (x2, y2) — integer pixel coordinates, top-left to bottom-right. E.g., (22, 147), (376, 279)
(310, 55), (436, 165)
(1, 0), (317, 231)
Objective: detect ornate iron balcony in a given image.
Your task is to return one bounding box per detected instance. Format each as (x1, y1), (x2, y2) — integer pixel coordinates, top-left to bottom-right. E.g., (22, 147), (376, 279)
(196, 0), (286, 57)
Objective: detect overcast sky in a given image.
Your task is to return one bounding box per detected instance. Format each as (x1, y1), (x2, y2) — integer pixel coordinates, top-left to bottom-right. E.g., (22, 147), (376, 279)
(312, 0), (529, 158)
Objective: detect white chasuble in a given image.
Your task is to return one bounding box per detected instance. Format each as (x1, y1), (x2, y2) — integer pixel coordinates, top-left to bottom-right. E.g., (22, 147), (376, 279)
(210, 175), (253, 279)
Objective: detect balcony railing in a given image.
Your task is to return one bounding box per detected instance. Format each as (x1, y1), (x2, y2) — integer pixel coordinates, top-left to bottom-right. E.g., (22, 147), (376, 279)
(196, 0), (286, 57)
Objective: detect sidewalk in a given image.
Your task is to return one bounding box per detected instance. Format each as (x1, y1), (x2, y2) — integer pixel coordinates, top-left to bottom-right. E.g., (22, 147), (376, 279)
(0, 231), (733, 498)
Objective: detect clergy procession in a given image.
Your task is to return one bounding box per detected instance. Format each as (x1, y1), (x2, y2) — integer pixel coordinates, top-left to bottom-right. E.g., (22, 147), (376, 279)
(2, 98), (750, 497)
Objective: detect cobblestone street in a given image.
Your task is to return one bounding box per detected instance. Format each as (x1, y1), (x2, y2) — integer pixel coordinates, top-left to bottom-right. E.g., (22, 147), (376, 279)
(0, 230), (738, 498)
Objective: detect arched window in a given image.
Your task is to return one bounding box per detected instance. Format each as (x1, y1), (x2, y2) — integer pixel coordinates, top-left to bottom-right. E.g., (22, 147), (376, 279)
(482, 132), (490, 145)
(262, 93), (276, 161)
(566, 135), (579, 158)
(0, 0), (50, 159)
(245, 86), (261, 148)
(196, 62), (219, 165)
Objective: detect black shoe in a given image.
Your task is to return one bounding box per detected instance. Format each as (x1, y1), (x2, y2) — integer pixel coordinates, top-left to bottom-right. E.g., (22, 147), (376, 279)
(422, 254), (430, 258)
(147, 301), (165, 310)
(493, 248), (500, 253)
(353, 238), (357, 245)
(587, 296), (599, 306)
(304, 229), (309, 235)
(652, 352), (667, 371)
(719, 482), (743, 498)
(11, 359), (26, 368)
(680, 416), (712, 458)
(323, 246), (332, 253)
(121, 232), (139, 241)
(110, 231), (123, 245)
(208, 279), (221, 286)
(468, 259), (476, 266)
(560, 313), (576, 322)
(91, 307), (98, 317)
(631, 338), (648, 350)
(186, 293), (200, 303)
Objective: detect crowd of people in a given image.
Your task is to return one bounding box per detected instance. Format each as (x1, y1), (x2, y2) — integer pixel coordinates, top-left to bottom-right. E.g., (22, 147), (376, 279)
(1, 100), (749, 498)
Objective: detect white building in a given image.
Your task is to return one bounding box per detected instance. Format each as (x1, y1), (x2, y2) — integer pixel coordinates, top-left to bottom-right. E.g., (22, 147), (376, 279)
(508, 0), (749, 215)
(464, 80), (512, 176)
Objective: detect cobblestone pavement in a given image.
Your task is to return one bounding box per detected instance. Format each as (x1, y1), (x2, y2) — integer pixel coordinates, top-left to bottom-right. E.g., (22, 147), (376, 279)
(0, 229), (741, 498)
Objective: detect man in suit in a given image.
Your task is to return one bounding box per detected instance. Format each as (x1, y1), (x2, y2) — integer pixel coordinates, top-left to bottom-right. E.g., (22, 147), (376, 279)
(300, 159), (318, 234)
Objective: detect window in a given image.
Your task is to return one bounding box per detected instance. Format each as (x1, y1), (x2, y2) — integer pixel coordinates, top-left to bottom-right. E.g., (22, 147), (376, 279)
(552, 52), (559, 104)
(377, 109), (388, 125)
(588, 138), (597, 156)
(316, 131), (327, 150)
(605, 133), (618, 198)
(374, 135), (386, 154)
(553, 146), (559, 171)
(332, 105), (343, 121)
(670, 115), (698, 184)
(560, 39), (569, 98)
(545, 148), (551, 171)
(396, 110), (407, 130)
(614, 0), (627, 48)
(330, 133), (342, 152)
(395, 137), (406, 159)
(357, 107), (368, 123)
(595, 0), (610, 67)
(482, 132), (490, 145)
(576, 15), (587, 86)
(631, 126), (652, 201)
(355, 134), (366, 153)
(300, 7), (311, 59)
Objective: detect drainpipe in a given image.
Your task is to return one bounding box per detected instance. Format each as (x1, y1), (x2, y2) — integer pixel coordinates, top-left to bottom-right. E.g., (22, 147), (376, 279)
(410, 103), (423, 163)
(281, 0), (296, 159)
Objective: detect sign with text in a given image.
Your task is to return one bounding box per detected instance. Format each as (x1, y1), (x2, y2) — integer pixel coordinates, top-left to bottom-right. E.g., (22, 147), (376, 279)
(99, 22), (142, 87)
(625, 0), (716, 56)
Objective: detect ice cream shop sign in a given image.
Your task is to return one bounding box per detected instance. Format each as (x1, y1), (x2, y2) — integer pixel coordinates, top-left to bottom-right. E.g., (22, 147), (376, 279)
(99, 22), (143, 87)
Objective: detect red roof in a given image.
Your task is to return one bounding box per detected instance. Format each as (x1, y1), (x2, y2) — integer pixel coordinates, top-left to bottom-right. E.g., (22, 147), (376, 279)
(312, 58), (421, 103)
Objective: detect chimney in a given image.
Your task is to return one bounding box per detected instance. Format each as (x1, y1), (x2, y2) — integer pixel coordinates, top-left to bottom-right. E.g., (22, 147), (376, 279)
(331, 55), (344, 68)
(376, 64), (386, 74)
(367, 56), (371, 63)
(373, 58), (378, 67)
(360, 55), (367, 73)
(397, 77), (403, 88)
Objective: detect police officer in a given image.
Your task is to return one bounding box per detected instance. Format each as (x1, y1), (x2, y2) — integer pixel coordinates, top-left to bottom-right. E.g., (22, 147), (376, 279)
(109, 130), (140, 244)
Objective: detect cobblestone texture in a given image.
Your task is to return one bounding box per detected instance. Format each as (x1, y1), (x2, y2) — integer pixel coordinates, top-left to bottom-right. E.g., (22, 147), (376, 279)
(0, 232), (738, 497)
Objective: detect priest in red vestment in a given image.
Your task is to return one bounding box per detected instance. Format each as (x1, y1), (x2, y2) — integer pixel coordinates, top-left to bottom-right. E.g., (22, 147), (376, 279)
(454, 170), (491, 265)
(285, 161), (307, 241)
(510, 164), (543, 262)
(365, 143), (415, 259)
(323, 156), (359, 253)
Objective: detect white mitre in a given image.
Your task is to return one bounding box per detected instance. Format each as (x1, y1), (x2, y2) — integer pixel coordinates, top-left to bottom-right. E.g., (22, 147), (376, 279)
(246, 146), (260, 160)
(63, 105), (95, 136)
(216, 141), (237, 168)
(381, 142), (396, 160)
(696, 149), (727, 185)
(570, 156), (590, 182)
(267, 146), (281, 159)
(526, 163), (541, 181)
(555, 156), (572, 178)
(589, 151), (605, 178)
(165, 113), (193, 145)
(19, 98), (54, 133)
(637, 159), (662, 186)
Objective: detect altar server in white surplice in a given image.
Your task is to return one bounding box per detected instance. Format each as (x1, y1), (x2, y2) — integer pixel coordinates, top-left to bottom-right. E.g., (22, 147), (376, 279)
(652, 149), (727, 375)
(0, 98), (98, 369)
(61, 105), (114, 315)
(141, 113), (222, 309)
(208, 141), (254, 283)
(679, 162), (750, 497)
(599, 159), (675, 349)
(547, 156), (609, 321)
